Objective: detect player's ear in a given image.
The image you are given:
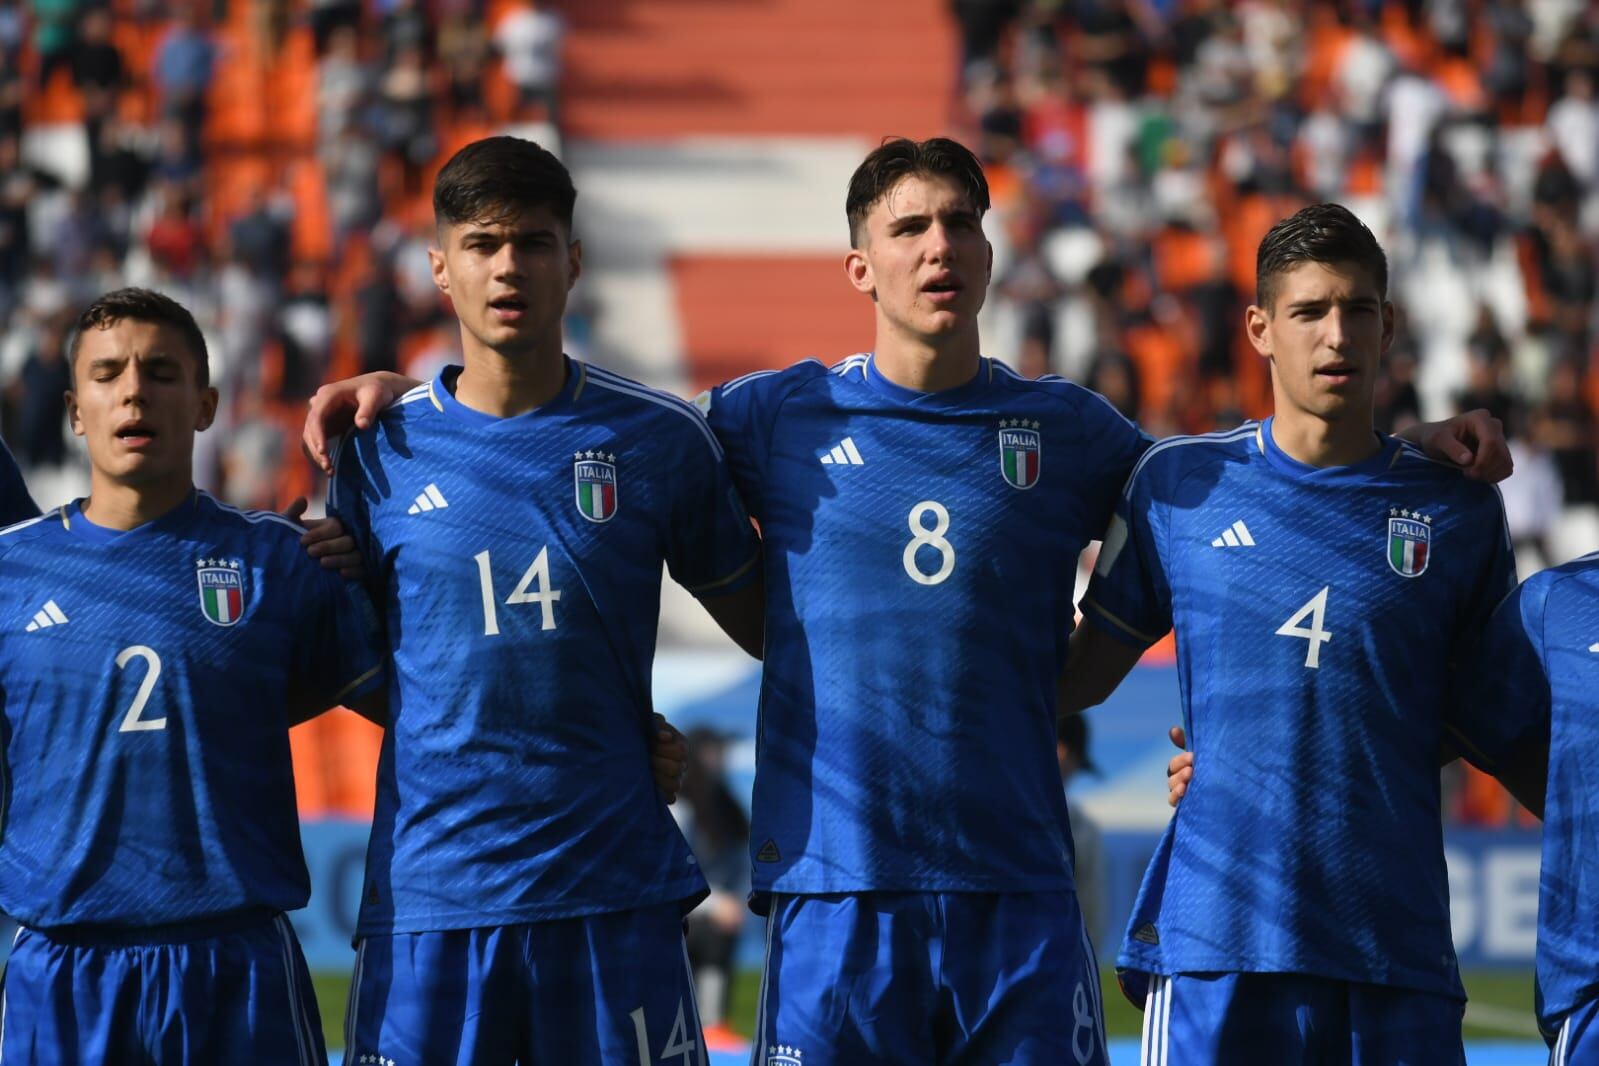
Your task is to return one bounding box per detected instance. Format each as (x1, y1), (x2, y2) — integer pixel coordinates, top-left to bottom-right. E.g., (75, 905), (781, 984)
(845, 247), (874, 297)
(985, 238), (994, 284)
(65, 390), (83, 437)
(567, 238), (582, 290)
(1244, 303), (1272, 358)
(194, 386), (219, 432)
(429, 245), (448, 294)
(1379, 300), (1395, 355)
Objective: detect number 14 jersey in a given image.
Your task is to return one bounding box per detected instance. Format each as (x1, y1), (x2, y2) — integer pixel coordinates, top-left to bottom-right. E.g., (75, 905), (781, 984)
(1084, 419), (1516, 998)
(703, 354), (1149, 898)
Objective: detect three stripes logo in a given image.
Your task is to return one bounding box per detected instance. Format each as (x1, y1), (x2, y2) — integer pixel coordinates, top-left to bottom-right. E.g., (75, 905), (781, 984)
(24, 599), (67, 632)
(407, 484), (449, 514)
(1210, 521), (1256, 548)
(819, 437), (864, 466)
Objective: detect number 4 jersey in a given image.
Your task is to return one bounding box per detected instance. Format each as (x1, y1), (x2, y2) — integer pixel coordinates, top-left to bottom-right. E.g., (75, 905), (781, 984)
(0, 492), (384, 929)
(1083, 419), (1515, 998)
(701, 354), (1149, 898)
(329, 361), (759, 936)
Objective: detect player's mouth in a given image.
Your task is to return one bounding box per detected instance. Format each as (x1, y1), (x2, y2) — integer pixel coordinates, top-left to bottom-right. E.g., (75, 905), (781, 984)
(1315, 362), (1359, 386)
(921, 274), (963, 307)
(114, 420), (158, 450)
(488, 294), (529, 323)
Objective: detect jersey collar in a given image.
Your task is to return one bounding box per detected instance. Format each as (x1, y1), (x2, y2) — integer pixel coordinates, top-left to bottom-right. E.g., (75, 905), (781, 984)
(1258, 416), (1399, 483)
(429, 356), (582, 427)
(62, 490), (201, 544)
(861, 353), (996, 409)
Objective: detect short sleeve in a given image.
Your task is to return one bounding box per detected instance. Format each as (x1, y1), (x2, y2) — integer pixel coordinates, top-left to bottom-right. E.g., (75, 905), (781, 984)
(1069, 391), (1152, 543)
(291, 561), (387, 710)
(1080, 458), (1173, 649)
(326, 430), (378, 575)
(1449, 576), (1551, 772)
(664, 417), (760, 598)
(0, 440), (40, 526)
(698, 373), (780, 520)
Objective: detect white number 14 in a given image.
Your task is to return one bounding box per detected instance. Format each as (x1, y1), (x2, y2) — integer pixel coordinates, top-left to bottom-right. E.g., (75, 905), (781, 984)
(1276, 586), (1332, 669)
(473, 548), (562, 635)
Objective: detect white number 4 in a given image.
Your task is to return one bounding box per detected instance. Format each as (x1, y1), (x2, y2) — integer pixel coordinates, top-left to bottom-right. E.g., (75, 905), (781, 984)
(1276, 586), (1332, 669)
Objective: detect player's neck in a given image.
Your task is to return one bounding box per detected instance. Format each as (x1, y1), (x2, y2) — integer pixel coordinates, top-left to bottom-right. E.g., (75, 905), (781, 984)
(1269, 408), (1381, 468)
(81, 473), (194, 531)
(455, 342), (567, 417)
(872, 326), (981, 393)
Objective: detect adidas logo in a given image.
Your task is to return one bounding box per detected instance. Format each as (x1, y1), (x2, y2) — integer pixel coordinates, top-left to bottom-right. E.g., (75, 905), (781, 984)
(25, 599), (68, 632)
(1210, 520), (1256, 548)
(819, 438), (865, 466)
(407, 484), (449, 514)
(755, 839), (782, 863)
(1132, 922), (1160, 945)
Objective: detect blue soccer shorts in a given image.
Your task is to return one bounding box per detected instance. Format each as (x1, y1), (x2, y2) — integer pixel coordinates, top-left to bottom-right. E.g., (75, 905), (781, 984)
(0, 912), (325, 1065)
(751, 890), (1107, 1066)
(344, 901), (703, 1066)
(1550, 995), (1599, 1065)
(1139, 971), (1465, 1065)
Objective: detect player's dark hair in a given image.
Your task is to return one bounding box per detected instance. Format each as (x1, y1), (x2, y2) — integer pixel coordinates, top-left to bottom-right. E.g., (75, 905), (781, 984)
(434, 135), (576, 233)
(846, 137), (991, 247)
(69, 287), (210, 387)
(1256, 203), (1388, 311)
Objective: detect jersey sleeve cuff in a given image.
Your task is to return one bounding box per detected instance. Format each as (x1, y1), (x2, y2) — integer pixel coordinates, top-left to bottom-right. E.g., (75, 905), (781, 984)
(684, 551), (760, 598)
(1080, 595), (1164, 648)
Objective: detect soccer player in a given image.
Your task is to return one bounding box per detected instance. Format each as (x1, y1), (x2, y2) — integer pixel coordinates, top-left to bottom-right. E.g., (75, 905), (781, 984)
(323, 137), (762, 1065)
(1063, 203), (1516, 1063)
(0, 288), (386, 1063)
(304, 142), (1507, 1066)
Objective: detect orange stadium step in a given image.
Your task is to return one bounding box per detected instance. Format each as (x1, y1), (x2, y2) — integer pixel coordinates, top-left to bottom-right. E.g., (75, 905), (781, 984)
(561, 0), (957, 139)
(669, 254), (873, 393)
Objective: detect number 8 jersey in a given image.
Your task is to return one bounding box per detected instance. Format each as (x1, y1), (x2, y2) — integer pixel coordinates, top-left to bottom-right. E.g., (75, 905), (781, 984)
(702, 354), (1149, 898)
(329, 361), (759, 936)
(1082, 419), (1516, 998)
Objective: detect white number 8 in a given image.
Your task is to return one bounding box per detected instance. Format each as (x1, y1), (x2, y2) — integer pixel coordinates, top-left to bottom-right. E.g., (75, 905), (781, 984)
(903, 500), (956, 586)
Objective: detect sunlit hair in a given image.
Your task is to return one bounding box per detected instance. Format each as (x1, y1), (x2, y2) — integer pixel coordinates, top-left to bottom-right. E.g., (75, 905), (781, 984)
(69, 287), (210, 387)
(1256, 203), (1388, 312)
(845, 137), (990, 248)
(434, 135), (576, 232)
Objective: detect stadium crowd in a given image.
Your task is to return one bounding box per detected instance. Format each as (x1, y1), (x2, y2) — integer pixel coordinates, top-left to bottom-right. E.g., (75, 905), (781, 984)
(1, 1), (1594, 835)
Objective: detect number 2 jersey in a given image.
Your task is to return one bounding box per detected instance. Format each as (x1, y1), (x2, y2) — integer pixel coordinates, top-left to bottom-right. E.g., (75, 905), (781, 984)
(0, 491), (384, 929)
(701, 354), (1149, 898)
(1083, 419), (1515, 998)
(329, 361), (759, 936)
(1452, 555), (1599, 1035)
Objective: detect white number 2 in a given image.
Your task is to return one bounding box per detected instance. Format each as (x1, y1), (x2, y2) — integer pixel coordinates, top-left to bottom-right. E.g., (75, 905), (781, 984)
(628, 1002), (697, 1066)
(115, 645), (165, 732)
(903, 500), (956, 586)
(1276, 587), (1332, 669)
(474, 547), (562, 636)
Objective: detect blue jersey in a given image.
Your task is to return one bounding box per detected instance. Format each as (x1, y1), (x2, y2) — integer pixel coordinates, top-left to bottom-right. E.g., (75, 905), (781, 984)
(1452, 556), (1599, 1034)
(0, 438), (39, 525)
(329, 361), (758, 935)
(1083, 419), (1516, 998)
(702, 354), (1149, 897)
(0, 492), (383, 929)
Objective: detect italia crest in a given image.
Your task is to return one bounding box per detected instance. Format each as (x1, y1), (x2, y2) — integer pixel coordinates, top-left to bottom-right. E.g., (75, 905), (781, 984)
(1386, 508), (1432, 577)
(574, 450), (618, 523)
(196, 558), (246, 626)
(999, 419), (1042, 489)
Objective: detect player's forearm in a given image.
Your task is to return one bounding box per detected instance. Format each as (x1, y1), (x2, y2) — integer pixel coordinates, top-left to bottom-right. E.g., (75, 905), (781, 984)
(699, 578), (765, 661)
(1057, 618), (1142, 716)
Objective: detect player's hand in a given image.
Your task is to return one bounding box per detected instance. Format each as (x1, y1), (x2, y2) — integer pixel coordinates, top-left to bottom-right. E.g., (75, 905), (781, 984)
(1415, 409), (1513, 484)
(651, 713), (689, 805)
(303, 372), (419, 476)
(283, 497), (366, 579)
(1167, 725), (1194, 808)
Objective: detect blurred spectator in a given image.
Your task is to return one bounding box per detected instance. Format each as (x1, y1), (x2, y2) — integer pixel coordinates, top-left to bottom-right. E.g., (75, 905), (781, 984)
(71, 7), (123, 148)
(9, 312), (70, 470)
(152, 7), (217, 142)
(30, 0), (78, 90)
(494, 1), (564, 121)
(675, 729), (750, 1045)
(439, 12), (492, 118)
(1502, 415), (1564, 572)
(376, 43), (438, 175)
(1541, 357), (1599, 506)
(278, 261), (333, 399)
(316, 24), (373, 145)
(1058, 713), (1105, 953)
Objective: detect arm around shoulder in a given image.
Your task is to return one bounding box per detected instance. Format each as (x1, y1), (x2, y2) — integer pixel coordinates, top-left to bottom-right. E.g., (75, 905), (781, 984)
(1057, 614), (1146, 717)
